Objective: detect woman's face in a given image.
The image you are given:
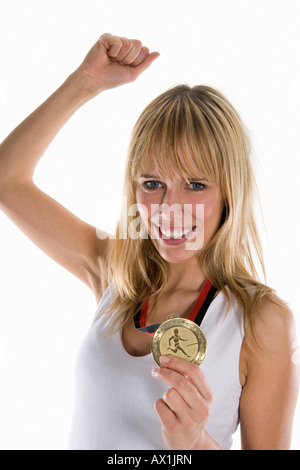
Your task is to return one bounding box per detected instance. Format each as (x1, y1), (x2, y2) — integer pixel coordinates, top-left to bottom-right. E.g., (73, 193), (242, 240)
(135, 156), (224, 265)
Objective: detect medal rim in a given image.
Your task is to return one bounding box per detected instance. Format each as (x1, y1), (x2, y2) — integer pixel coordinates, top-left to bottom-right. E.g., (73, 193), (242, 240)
(151, 317), (207, 366)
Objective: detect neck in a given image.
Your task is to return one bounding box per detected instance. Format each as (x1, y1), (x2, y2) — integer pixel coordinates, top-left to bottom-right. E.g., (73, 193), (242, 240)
(163, 258), (206, 294)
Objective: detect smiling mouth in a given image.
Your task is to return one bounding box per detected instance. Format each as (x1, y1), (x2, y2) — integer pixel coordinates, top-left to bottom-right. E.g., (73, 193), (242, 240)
(157, 225), (197, 239)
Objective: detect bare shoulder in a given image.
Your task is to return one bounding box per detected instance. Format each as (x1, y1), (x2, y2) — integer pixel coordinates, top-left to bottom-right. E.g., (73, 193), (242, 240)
(239, 292), (298, 386)
(250, 293), (296, 352)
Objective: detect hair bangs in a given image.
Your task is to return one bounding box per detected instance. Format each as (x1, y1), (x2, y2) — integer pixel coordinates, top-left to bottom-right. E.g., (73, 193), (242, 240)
(130, 90), (218, 185)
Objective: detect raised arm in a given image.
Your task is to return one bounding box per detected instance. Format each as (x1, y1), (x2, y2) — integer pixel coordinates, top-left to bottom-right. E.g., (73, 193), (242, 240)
(0, 34), (159, 301)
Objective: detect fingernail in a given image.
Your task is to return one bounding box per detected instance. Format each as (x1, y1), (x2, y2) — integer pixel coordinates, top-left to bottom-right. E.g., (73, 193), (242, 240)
(151, 368), (159, 377)
(160, 356), (170, 365)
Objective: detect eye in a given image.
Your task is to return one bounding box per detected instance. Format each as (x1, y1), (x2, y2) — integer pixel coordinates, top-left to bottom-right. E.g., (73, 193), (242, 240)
(141, 180), (207, 191)
(142, 180), (163, 191)
(188, 182), (207, 191)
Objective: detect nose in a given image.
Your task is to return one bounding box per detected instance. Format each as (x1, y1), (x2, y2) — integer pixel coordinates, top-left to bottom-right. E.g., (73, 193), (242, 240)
(159, 187), (184, 226)
(162, 186), (182, 207)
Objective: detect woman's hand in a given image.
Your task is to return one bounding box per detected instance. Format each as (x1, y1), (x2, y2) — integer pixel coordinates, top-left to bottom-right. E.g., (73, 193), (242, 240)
(72, 33), (160, 97)
(152, 355), (216, 450)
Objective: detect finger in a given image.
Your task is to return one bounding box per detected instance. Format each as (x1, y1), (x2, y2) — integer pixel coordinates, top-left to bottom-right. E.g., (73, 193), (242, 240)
(99, 34), (134, 62)
(162, 387), (190, 420)
(154, 398), (178, 428)
(99, 33), (123, 58)
(120, 39), (143, 65)
(152, 366), (202, 410)
(110, 36), (135, 62)
(130, 46), (150, 66)
(129, 51), (160, 78)
(159, 356), (213, 403)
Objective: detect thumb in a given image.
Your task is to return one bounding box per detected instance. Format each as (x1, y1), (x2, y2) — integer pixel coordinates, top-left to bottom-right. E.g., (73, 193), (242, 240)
(131, 51), (160, 79)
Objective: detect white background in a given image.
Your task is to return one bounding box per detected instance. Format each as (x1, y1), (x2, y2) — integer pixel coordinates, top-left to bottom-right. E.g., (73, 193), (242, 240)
(0, 0), (299, 450)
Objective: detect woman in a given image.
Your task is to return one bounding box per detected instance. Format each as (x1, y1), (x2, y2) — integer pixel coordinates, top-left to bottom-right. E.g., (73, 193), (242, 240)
(0, 33), (298, 450)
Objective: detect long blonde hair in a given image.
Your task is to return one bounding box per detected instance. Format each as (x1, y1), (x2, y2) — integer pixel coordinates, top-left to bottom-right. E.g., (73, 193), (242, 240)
(104, 84), (277, 339)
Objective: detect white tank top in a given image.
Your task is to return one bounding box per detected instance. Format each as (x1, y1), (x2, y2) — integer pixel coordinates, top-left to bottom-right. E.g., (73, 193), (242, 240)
(68, 283), (244, 450)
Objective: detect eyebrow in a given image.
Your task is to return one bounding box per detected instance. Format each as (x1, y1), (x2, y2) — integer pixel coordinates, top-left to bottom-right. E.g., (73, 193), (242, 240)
(139, 173), (208, 181)
(140, 174), (160, 179)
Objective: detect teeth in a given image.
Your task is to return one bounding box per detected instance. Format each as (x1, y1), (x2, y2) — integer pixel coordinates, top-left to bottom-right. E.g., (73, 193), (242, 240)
(160, 227), (194, 239)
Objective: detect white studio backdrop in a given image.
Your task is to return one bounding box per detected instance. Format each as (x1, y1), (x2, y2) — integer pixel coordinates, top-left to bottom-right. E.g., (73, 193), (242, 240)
(0, 0), (299, 450)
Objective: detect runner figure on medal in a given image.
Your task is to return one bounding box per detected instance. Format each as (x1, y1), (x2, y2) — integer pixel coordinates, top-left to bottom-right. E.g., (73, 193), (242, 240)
(167, 328), (191, 357)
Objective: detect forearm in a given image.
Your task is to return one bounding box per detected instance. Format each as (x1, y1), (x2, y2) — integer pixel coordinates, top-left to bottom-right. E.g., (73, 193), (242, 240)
(0, 34), (159, 193)
(0, 72), (94, 188)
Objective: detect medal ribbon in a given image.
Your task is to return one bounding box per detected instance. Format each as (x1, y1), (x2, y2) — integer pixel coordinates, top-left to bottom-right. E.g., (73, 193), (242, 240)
(134, 279), (218, 337)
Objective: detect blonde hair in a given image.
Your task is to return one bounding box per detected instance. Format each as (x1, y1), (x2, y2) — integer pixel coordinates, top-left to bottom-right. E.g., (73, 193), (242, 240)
(104, 84), (277, 339)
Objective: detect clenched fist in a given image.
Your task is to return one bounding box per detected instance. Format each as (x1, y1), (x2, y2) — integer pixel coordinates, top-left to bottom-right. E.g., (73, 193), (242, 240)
(74, 33), (160, 96)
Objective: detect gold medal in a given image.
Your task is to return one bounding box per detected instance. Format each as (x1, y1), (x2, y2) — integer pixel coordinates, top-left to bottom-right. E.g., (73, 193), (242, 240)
(151, 316), (207, 366)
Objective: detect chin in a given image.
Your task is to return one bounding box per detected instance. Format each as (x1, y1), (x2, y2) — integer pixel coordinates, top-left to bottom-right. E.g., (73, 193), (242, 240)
(152, 241), (199, 264)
